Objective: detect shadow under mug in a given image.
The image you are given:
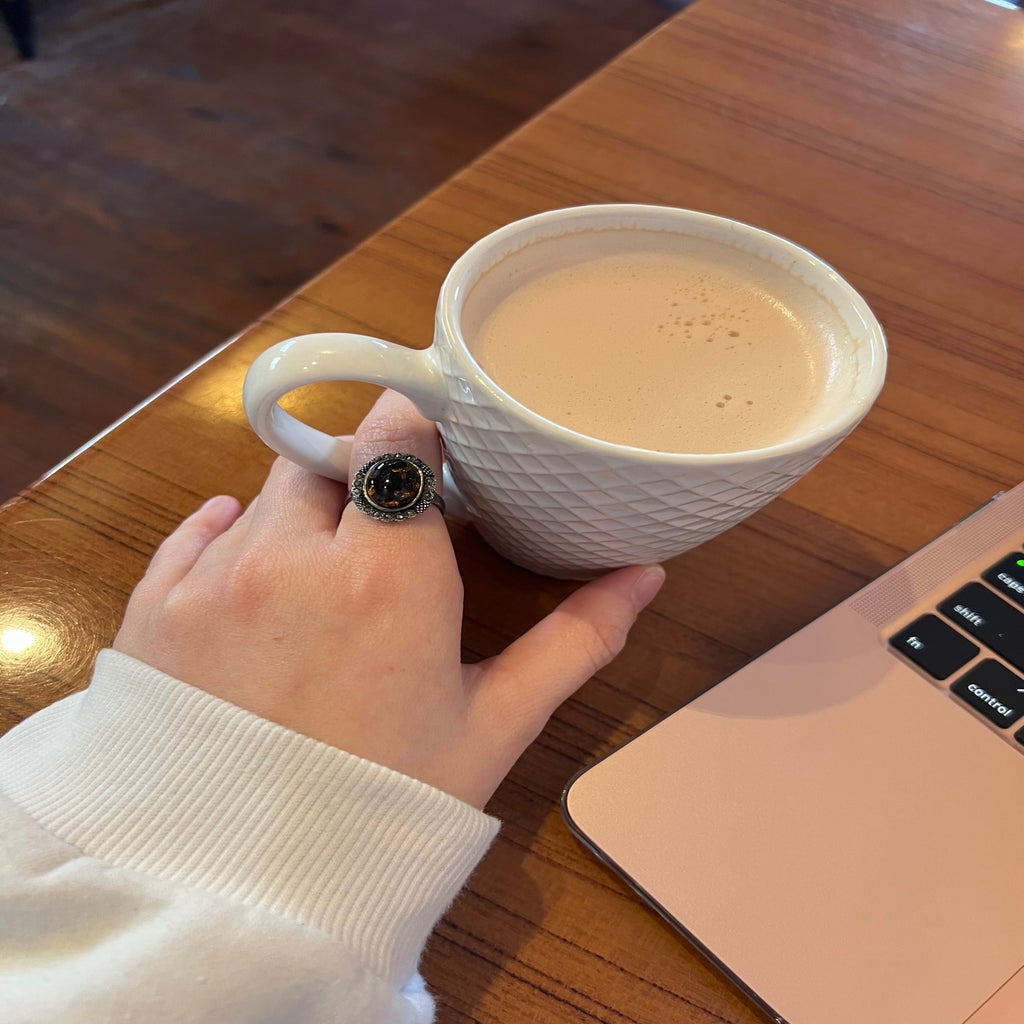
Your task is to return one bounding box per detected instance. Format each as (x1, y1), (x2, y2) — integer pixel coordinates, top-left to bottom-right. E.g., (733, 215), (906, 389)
(242, 205), (887, 579)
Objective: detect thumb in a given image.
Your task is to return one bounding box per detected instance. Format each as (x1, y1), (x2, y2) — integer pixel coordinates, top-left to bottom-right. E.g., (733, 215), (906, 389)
(475, 564), (665, 740)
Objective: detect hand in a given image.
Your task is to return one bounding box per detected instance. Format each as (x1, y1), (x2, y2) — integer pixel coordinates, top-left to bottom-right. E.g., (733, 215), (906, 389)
(114, 390), (665, 809)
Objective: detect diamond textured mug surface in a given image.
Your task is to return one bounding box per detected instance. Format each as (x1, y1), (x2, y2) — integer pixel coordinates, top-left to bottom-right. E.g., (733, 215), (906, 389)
(434, 344), (837, 577)
(243, 206), (887, 578)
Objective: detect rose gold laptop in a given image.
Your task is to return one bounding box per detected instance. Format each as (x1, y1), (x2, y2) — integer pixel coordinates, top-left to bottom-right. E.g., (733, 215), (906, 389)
(563, 482), (1024, 1024)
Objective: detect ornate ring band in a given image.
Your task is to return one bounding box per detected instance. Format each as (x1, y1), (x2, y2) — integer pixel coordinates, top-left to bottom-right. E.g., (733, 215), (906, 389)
(346, 453), (445, 522)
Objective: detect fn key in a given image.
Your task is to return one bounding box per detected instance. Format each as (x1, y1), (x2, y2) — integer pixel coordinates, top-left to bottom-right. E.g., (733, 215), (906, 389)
(889, 614), (979, 680)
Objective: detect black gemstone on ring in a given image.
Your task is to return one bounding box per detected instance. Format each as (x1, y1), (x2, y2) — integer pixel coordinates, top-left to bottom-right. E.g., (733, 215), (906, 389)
(350, 453), (440, 522)
(363, 459), (424, 512)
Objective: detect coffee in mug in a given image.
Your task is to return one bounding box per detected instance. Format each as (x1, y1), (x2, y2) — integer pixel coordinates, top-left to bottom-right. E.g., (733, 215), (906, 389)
(466, 237), (844, 455)
(243, 206), (886, 578)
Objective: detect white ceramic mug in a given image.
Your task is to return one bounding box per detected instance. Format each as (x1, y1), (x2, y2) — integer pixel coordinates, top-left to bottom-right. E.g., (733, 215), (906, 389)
(243, 205), (886, 578)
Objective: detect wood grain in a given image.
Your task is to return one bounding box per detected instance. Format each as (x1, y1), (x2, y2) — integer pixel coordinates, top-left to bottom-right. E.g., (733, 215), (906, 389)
(2, 0), (1023, 1021)
(0, 0), (668, 500)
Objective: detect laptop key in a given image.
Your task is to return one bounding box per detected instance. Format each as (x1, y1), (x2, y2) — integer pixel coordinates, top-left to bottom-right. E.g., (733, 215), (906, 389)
(952, 660), (1024, 728)
(983, 552), (1024, 611)
(939, 582), (1024, 673)
(889, 614), (978, 680)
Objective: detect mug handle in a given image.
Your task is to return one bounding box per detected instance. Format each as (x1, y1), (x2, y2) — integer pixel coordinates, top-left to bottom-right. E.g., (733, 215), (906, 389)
(242, 333), (448, 482)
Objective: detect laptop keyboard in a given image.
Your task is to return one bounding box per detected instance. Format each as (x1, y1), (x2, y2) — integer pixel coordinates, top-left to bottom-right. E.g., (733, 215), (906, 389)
(889, 552), (1024, 742)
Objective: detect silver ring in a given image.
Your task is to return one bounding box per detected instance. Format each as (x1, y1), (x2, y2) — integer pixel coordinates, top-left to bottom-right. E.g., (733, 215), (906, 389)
(347, 453), (445, 522)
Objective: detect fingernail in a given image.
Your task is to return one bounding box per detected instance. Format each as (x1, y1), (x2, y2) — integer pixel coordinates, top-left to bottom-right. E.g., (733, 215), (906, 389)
(196, 495), (237, 517)
(631, 565), (666, 612)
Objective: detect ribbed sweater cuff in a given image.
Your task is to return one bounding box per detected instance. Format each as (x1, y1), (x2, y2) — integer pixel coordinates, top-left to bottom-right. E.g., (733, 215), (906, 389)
(0, 649), (499, 986)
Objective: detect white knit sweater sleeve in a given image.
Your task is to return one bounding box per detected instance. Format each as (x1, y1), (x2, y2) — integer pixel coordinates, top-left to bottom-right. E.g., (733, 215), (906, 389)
(0, 649), (499, 1023)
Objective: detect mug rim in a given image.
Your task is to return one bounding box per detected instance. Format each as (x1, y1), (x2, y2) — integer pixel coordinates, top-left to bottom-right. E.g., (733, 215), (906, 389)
(438, 203), (887, 466)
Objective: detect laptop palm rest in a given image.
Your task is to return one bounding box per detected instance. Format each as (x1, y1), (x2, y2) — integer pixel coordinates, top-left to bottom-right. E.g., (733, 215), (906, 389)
(564, 602), (1024, 1024)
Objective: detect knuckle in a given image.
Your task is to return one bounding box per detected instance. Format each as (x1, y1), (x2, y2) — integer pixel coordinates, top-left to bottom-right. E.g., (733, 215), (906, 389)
(223, 544), (279, 605)
(584, 618), (628, 673)
(164, 543), (283, 630)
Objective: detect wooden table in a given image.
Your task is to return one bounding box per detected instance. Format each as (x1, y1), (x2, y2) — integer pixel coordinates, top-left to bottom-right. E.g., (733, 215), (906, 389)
(2, 0), (1022, 1019)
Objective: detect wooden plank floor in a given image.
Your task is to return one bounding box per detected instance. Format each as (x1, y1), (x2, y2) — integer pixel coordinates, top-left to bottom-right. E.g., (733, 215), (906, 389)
(0, 0), (670, 501)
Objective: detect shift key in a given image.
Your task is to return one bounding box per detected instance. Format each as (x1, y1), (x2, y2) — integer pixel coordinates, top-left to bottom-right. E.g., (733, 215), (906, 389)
(939, 583), (1024, 673)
